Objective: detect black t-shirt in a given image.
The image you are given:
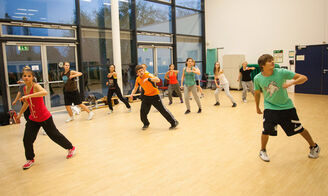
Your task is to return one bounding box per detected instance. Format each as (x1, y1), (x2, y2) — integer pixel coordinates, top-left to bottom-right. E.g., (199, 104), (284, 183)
(239, 67), (252, 81)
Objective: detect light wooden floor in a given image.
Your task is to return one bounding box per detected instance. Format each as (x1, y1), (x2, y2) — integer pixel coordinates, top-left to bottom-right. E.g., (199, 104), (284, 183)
(0, 89), (327, 196)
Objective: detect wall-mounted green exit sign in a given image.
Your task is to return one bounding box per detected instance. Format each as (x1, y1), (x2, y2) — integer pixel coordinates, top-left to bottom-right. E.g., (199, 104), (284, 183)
(18, 46), (29, 51)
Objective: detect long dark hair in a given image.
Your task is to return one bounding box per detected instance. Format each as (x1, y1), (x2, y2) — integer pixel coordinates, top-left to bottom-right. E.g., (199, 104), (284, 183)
(109, 64), (116, 72)
(213, 62), (220, 74)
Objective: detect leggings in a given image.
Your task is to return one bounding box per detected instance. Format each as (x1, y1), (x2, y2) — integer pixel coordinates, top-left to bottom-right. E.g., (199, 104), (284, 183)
(184, 85), (201, 110)
(107, 87), (131, 111)
(214, 83), (236, 104)
(23, 116), (73, 160)
(168, 83), (183, 102)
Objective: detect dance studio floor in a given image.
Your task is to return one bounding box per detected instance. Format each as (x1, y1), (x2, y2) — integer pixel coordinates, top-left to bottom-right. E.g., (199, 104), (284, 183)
(0, 89), (327, 195)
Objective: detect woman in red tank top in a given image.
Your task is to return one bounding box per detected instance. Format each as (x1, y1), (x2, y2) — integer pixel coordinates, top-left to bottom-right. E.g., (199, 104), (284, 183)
(16, 67), (76, 170)
(164, 64), (183, 105)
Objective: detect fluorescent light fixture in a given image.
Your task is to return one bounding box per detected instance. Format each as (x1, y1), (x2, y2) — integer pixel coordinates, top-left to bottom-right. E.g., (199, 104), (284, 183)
(103, 2), (111, 6)
(119, 0), (129, 3)
(28, 13), (34, 16)
(17, 8), (27, 11)
(28, 9), (39, 12)
(14, 12), (27, 15)
(82, 0), (92, 2)
(40, 18), (47, 20)
(12, 16), (25, 18)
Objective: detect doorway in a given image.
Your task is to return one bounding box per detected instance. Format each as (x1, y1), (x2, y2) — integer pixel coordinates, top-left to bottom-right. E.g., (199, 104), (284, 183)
(137, 45), (173, 82)
(3, 42), (78, 111)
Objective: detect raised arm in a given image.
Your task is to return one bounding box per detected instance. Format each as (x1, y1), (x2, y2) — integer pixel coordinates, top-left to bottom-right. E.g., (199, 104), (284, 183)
(69, 70), (83, 79)
(283, 73), (308, 88)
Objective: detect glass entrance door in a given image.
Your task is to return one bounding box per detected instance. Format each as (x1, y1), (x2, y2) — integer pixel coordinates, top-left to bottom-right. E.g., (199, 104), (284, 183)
(138, 46), (173, 82)
(3, 43), (77, 111)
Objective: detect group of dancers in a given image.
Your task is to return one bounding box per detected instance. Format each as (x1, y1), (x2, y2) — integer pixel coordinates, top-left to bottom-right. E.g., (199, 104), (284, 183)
(13, 54), (320, 170)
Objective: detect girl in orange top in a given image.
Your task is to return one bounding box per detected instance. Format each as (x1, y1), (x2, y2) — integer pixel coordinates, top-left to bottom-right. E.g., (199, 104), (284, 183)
(164, 64), (183, 105)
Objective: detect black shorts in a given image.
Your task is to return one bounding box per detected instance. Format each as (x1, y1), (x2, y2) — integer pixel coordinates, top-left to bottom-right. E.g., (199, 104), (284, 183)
(64, 90), (82, 106)
(196, 80), (200, 86)
(263, 108), (304, 136)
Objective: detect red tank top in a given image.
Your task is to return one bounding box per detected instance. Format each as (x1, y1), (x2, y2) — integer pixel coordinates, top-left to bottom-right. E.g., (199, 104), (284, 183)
(168, 72), (178, 84)
(24, 85), (51, 122)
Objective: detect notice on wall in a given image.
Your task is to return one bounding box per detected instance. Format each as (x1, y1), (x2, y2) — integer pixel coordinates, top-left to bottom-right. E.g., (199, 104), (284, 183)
(288, 51), (295, 58)
(31, 65), (39, 71)
(296, 55), (305, 61)
(273, 50), (283, 63)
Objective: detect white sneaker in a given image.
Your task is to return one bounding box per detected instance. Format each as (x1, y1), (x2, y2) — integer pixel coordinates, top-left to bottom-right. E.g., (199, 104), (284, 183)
(243, 99), (247, 103)
(127, 108), (131, 112)
(65, 116), (74, 123)
(88, 111), (94, 120)
(259, 150), (270, 162)
(108, 110), (113, 115)
(309, 144), (320, 159)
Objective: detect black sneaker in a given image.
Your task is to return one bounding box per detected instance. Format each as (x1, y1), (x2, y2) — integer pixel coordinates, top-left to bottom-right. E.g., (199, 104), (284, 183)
(197, 108), (202, 113)
(168, 101), (173, 105)
(232, 103), (237, 107)
(184, 110), (191, 114)
(180, 100), (184, 103)
(142, 124), (149, 130)
(214, 102), (220, 106)
(169, 121), (179, 130)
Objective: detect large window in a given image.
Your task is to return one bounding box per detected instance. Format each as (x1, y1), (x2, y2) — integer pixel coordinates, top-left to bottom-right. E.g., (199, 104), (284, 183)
(2, 25), (75, 38)
(80, 0), (112, 28)
(176, 0), (201, 10)
(176, 8), (201, 36)
(136, 0), (172, 33)
(177, 36), (202, 62)
(120, 31), (135, 94)
(0, 0), (76, 24)
(80, 0), (131, 29)
(81, 28), (113, 97)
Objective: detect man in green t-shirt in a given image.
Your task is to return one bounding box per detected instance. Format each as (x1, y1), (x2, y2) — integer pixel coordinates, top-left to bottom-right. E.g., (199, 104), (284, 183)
(254, 54), (320, 162)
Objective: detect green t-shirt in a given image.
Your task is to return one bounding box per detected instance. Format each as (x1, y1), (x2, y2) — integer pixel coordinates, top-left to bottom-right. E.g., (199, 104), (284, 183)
(254, 68), (295, 110)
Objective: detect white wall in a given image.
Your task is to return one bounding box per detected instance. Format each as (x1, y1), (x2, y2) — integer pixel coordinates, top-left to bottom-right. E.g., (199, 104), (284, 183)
(205, 0), (328, 67)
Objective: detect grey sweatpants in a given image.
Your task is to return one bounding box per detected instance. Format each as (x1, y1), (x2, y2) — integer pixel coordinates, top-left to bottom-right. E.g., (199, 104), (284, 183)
(184, 85), (201, 110)
(168, 83), (183, 102)
(241, 81), (255, 100)
(214, 83), (236, 104)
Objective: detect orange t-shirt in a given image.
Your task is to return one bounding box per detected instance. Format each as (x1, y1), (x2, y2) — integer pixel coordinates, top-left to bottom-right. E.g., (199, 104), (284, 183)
(135, 73), (159, 96)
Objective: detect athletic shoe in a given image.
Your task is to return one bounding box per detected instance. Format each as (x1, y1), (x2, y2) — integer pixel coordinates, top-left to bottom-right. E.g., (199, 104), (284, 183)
(200, 93), (205, 98)
(168, 101), (173, 105)
(232, 103), (237, 107)
(66, 146), (76, 159)
(72, 106), (80, 115)
(197, 108), (202, 113)
(108, 110), (113, 115)
(88, 111), (94, 120)
(214, 102), (220, 106)
(184, 109), (191, 114)
(65, 116), (74, 123)
(242, 99), (247, 103)
(259, 150), (270, 162)
(23, 159), (35, 170)
(127, 108), (132, 112)
(180, 100), (184, 103)
(142, 124), (149, 130)
(169, 121), (179, 130)
(309, 144), (320, 159)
